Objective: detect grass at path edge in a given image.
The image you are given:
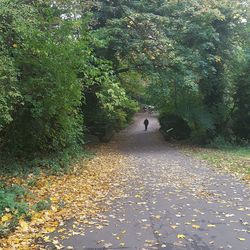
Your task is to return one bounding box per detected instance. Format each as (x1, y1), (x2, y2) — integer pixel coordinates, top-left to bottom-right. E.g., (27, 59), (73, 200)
(180, 145), (250, 182)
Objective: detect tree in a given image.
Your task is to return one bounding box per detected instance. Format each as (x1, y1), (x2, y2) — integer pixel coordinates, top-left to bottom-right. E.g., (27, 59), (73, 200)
(91, 0), (249, 142)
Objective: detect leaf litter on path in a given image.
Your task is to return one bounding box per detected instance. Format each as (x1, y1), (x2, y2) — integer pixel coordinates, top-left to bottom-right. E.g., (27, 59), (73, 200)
(0, 144), (133, 249)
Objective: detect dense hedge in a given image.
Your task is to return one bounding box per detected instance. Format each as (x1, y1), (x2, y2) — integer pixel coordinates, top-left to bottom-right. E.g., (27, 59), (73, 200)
(159, 113), (191, 141)
(0, 1), (138, 156)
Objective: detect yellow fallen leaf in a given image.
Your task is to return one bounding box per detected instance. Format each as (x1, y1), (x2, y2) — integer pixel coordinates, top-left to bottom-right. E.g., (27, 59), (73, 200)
(237, 208), (245, 211)
(207, 224), (216, 228)
(46, 227), (56, 233)
(51, 205), (58, 212)
(43, 236), (50, 242)
(171, 225), (178, 229)
(1, 213), (12, 223)
(192, 224), (200, 229)
(177, 234), (186, 239)
(19, 219), (29, 231)
(58, 228), (66, 233)
(18, 246), (31, 250)
(238, 238), (246, 241)
(51, 197), (58, 202)
(145, 240), (155, 244)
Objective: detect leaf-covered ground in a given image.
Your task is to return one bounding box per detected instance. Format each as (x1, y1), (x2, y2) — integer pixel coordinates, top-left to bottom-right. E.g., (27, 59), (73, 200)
(0, 145), (132, 249)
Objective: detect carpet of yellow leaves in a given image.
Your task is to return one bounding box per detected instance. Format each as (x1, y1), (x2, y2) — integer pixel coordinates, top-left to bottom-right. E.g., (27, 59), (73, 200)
(0, 144), (129, 250)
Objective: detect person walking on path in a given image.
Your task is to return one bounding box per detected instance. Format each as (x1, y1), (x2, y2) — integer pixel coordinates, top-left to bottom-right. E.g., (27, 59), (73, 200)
(144, 118), (149, 131)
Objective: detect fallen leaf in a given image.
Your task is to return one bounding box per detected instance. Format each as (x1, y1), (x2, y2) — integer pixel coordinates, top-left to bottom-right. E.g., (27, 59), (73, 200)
(46, 227), (56, 233)
(1, 213), (12, 223)
(177, 234), (186, 239)
(19, 219), (29, 231)
(192, 224), (200, 229)
(104, 243), (113, 248)
(238, 238), (246, 241)
(207, 224), (216, 228)
(171, 225), (178, 229)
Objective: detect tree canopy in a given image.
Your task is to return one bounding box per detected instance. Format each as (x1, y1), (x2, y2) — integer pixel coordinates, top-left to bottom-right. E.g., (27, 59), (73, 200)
(0, 0), (249, 156)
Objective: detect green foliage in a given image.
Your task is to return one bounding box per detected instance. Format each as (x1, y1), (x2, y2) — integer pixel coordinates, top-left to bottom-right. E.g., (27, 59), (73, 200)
(80, 55), (138, 140)
(0, 0), (249, 159)
(0, 145), (91, 177)
(0, 182), (51, 237)
(101, 0), (248, 143)
(82, 76), (138, 141)
(0, 0), (140, 155)
(119, 71), (146, 101)
(208, 135), (235, 149)
(0, 1), (83, 154)
(0, 0), (32, 135)
(33, 199), (51, 212)
(0, 183), (28, 219)
(0, 54), (21, 130)
(159, 113), (191, 141)
(232, 52), (250, 141)
(0, 181), (29, 238)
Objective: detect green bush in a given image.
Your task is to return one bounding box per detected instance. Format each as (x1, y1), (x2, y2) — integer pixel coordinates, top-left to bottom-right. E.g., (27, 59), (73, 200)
(0, 145), (90, 177)
(159, 113), (191, 140)
(82, 66), (138, 141)
(0, 184), (28, 217)
(0, 183), (29, 237)
(232, 61), (250, 141)
(33, 199), (51, 212)
(0, 1), (86, 155)
(0, 181), (53, 237)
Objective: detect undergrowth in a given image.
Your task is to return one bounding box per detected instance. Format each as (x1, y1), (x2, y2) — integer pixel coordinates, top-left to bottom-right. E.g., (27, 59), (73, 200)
(0, 145), (93, 177)
(0, 146), (93, 238)
(0, 182), (29, 238)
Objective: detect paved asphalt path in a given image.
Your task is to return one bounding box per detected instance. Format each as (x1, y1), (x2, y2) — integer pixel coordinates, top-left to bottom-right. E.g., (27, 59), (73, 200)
(52, 113), (250, 250)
